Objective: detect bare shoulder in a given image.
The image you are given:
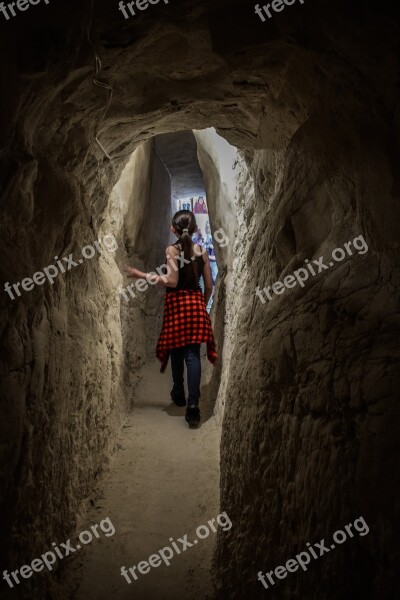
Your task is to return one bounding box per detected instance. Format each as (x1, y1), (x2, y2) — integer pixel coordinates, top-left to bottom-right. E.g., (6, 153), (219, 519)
(194, 244), (209, 262)
(193, 243), (204, 253)
(166, 244), (180, 256)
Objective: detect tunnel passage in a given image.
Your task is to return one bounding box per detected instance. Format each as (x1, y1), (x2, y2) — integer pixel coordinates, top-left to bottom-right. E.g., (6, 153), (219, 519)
(96, 127), (246, 419)
(1, 0), (400, 598)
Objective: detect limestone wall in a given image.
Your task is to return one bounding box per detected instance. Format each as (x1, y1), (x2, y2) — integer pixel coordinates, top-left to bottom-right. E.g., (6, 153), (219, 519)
(107, 140), (172, 394)
(194, 129), (254, 422)
(214, 119), (400, 599)
(0, 138), (171, 598)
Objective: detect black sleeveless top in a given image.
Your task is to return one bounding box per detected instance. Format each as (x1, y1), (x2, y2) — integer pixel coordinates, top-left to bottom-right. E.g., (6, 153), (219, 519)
(166, 243), (205, 293)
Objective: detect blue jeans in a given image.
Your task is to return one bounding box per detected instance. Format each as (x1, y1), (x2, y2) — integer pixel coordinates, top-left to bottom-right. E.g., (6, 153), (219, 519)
(170, 344), (201, 406)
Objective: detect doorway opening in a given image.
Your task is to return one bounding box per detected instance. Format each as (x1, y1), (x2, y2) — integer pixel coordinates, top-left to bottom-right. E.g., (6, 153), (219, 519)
(154, 130), (217, 311)
(64, 126), (252, 600)
(99, 126), (249, 419)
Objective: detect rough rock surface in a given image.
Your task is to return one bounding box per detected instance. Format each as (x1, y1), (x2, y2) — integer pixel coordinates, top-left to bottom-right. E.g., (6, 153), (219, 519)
(195, 128), (253, 422)
(1, 0), (400, 598)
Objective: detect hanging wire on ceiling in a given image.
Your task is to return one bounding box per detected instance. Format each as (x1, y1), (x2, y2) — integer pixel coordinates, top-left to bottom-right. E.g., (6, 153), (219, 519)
(152, 140), (172, 178)
(85, 1), (162, 163)
(87, 0), (114, 160)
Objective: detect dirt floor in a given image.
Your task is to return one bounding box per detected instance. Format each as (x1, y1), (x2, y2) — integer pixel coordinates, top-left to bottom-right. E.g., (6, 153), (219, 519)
(63, 358), (221, 600)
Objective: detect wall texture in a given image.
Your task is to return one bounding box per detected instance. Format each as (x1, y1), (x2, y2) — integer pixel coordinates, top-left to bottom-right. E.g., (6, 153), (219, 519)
(109, 140), (172, 390)
(0, 139), (171, 599)
(194, 129), (254, 422)
(214, 129), (400, 599)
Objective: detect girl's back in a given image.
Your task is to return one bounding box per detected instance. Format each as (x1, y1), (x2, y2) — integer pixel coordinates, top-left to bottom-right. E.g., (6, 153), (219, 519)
(166, 242), (205, 293)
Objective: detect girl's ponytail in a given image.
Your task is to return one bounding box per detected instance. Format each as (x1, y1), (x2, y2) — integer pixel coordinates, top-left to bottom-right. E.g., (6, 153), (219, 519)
(172, 211), (199, 289)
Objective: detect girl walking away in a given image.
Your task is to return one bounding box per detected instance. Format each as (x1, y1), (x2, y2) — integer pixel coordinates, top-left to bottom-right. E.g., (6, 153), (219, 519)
(123, 210), (218, 428)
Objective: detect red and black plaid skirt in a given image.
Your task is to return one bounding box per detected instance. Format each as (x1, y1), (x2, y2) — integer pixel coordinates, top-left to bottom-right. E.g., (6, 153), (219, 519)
(156, 289), (218, 372)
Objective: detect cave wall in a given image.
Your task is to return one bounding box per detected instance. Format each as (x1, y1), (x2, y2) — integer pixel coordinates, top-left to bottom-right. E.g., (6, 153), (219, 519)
(194, 129), (254, 421)
(0, 151), (127, 589)
(214, 117), (400, 599)
(107, 139), (172, 394)
(0, 131), (171, 600)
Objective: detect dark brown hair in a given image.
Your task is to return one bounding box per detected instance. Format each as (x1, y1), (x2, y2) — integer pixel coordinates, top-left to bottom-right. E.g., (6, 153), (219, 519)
(172, 210), (199, 289)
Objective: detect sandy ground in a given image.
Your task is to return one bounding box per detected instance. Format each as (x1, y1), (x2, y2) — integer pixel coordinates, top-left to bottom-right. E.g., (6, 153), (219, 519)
(63, 358), (221, 600)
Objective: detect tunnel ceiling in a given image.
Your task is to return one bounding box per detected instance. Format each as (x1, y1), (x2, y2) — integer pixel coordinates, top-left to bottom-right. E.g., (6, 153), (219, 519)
(2, 0), (396, 191)
(153, 131), (205, 200)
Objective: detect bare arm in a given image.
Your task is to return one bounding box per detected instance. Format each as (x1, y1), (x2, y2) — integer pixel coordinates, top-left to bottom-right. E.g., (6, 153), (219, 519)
(161, 246), (179, 287)
(123, 246), (179, 288)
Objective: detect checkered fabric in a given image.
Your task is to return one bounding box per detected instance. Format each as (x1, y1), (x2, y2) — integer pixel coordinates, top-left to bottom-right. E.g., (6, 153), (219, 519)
(156, 289), (218, 373)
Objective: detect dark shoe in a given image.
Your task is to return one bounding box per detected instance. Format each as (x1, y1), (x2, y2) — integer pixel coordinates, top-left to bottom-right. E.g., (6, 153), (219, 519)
(185, 406), (201, 428)
(171, 385), (186, 407)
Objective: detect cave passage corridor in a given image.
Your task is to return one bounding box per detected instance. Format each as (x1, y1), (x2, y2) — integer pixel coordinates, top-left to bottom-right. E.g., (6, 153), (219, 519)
(1, 1), (400, 600)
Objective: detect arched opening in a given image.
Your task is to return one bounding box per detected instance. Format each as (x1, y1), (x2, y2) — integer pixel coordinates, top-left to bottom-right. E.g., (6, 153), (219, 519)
(56, 126), (251, 598)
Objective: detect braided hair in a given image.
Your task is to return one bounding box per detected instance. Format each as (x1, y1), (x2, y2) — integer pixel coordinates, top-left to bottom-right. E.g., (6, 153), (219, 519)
(172, 210), (199, 289)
